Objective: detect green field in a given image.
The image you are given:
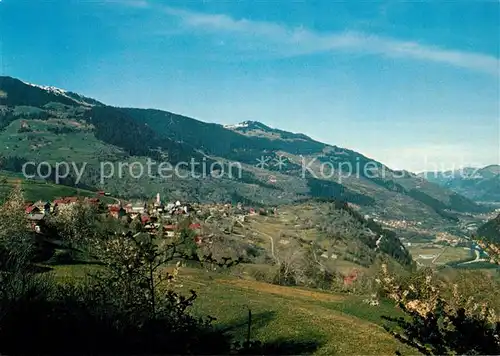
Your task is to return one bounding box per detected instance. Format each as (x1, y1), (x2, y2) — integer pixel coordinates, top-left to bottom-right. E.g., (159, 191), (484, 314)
(50, 264), (415, 355)
(0, 171), (116, 203)
(408, 243), (473, 267)
(0, 119), (122, 165)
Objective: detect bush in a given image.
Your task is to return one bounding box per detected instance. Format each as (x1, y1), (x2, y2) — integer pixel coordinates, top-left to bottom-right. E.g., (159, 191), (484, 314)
(0, 281), (232, 355)
(46, 249), (76, 265)
(378, 264), (500, 355)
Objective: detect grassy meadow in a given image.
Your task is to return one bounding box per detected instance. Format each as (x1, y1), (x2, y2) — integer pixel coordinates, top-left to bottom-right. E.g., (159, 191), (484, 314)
(50, 264), (415, 355)
(0, 171), (116, 203)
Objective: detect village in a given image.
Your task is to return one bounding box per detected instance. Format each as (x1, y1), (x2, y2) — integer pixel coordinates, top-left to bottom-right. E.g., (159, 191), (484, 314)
(23, 191), (466, 248)
(23, 191), (276, 245)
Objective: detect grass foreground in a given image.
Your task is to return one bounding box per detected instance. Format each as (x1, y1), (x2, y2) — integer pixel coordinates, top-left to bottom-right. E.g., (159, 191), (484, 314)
(52, 264), (416, 355)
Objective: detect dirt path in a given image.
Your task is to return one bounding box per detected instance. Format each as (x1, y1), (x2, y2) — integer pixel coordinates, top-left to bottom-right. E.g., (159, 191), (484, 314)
(248, 226), (277, 260)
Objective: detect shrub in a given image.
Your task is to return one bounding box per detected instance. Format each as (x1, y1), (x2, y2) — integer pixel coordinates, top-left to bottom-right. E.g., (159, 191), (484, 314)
(378, 264), (500, 355)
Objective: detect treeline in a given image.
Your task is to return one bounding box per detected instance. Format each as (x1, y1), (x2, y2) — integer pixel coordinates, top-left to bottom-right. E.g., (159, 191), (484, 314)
(315, 198), (414, 267)
(306, 177), (376, 207)
(340, 202), (414, 267)
(85, 106), (206, 165)
(123, 108), (327, 160)
(0, 155), (27, 173)
(46, 126), (76, 135)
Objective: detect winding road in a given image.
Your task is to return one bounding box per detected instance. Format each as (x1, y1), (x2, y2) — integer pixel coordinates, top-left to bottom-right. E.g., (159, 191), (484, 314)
(460, 248), (487, 265)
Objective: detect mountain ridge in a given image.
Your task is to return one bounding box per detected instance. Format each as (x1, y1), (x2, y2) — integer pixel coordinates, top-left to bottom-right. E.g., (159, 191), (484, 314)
(0, 76), (492, 239)
(419, 165), (500, 203)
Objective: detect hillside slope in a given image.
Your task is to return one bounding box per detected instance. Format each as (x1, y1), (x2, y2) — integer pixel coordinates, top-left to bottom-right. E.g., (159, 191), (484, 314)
(53, 265), (415, 355)
(477, 213), (500, 243)
(0, 76), (490, 237)
(125, 107), (489, 223)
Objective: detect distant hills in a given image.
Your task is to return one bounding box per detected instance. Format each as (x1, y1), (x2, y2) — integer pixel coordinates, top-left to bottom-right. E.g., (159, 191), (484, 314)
(419, 165), (500, 203)
(0, 76), (492, 237)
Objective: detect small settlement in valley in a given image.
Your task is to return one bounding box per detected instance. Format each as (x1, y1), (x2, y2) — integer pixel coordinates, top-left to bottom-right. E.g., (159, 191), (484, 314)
(24, 191), (273, 246)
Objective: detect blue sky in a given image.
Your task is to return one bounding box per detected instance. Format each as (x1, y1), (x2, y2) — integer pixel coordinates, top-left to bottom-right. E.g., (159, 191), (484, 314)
(1, 0), (498, 172)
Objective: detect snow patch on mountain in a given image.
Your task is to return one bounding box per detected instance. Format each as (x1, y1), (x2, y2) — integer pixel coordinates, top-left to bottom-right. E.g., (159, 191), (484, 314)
(23, 81), (67, 94)
(22, 81), (96, 107)
(223, 122), (250, 129)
